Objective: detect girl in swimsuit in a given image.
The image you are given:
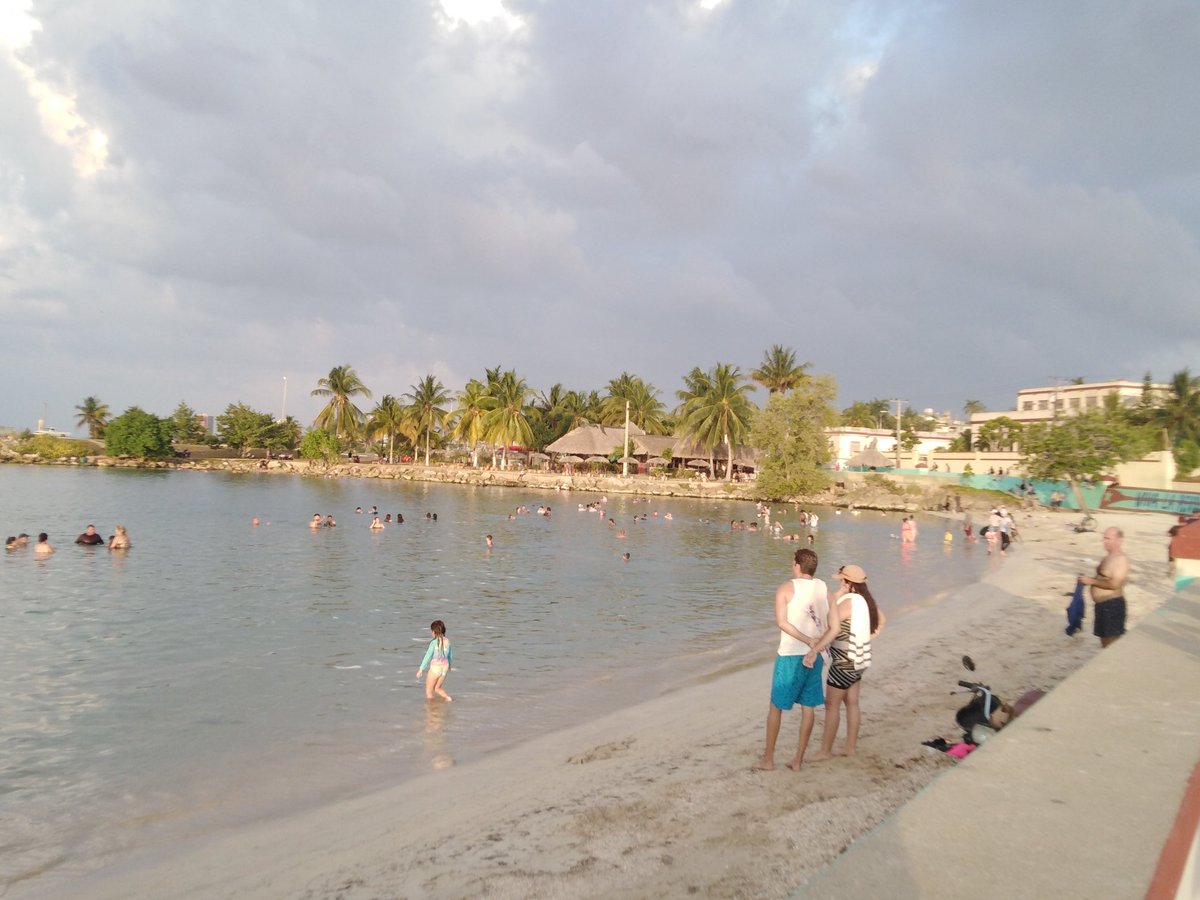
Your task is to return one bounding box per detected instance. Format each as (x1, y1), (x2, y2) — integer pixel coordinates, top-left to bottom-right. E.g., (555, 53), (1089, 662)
(416, 620), (453, 701)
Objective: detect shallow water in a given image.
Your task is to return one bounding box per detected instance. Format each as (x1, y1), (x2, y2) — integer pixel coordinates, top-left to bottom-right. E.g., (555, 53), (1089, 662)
(0, 466), (988, 882)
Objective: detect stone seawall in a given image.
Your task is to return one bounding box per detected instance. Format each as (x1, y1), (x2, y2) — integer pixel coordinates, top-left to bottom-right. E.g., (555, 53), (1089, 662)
(0, 454), (1000, 513)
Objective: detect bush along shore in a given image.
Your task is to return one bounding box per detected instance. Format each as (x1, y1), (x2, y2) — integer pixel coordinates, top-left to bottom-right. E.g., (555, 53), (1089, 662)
(0, 451), (1019, 513)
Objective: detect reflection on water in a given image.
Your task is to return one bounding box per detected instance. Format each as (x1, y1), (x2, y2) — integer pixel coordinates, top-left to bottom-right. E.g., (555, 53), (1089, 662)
(0, 468), (991, 883)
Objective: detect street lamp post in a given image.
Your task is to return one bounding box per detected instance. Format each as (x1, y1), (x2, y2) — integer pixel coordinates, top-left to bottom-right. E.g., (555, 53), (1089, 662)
(280, 376), (288, 423)
(622, 400), (631, 478)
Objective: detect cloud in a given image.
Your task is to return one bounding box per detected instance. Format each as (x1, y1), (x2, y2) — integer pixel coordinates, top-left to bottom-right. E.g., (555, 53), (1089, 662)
(0, 0), (1198, 433)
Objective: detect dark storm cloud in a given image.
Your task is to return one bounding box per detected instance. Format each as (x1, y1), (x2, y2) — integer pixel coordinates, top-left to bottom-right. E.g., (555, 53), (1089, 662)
(0, 0), (1196, 432)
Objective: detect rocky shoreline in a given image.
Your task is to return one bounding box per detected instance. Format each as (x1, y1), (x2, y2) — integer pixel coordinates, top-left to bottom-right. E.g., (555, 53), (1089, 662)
(0, 454), (994, 513)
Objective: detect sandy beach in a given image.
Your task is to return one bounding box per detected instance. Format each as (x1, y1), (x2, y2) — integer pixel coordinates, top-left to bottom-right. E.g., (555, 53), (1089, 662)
(16, 507), (1176, 900)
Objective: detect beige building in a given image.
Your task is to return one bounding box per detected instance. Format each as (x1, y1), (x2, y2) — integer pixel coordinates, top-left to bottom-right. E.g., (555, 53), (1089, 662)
(971, 379), (1168, 427)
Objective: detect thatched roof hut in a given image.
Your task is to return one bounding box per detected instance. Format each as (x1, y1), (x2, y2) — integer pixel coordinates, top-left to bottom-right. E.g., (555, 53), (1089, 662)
(545, 424), (644, 457)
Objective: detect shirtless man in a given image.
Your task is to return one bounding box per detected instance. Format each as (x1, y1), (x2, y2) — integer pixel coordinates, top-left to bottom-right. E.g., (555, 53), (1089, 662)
(34, 533), (54, 557)
(1078, 527), (1130, 648)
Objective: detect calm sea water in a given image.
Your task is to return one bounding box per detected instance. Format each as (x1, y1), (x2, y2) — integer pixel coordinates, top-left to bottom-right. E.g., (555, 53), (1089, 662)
(0, 466), (989, 884)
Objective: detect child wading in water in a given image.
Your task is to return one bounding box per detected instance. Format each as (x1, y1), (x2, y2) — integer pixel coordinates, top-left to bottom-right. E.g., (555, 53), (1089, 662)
(416, 620), (453, 701)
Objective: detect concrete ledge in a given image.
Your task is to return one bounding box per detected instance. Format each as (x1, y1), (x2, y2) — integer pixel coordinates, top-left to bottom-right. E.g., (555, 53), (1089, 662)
(796, 591), (1200, 900)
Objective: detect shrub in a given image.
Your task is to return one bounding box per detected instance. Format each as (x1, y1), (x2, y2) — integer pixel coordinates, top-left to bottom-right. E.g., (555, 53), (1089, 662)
(14, 435), (98, 460)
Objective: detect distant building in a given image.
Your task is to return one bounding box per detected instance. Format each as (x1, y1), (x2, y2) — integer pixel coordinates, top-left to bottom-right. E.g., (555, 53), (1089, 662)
(971, 379), (1168, 428)
(825, 427), (955, 469)
(196, 414), (217, 436)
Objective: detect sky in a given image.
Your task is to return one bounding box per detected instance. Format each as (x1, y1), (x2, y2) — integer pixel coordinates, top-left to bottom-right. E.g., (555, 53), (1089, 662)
(1, 0), (1198, 434)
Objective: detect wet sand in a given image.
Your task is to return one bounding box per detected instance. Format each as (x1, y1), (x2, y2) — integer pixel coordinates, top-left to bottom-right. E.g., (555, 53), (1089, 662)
(15, 508), (1174, 899)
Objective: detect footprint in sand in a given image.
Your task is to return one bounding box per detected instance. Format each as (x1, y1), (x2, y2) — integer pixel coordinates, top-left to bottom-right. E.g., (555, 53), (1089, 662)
(567, 738), (634, 764)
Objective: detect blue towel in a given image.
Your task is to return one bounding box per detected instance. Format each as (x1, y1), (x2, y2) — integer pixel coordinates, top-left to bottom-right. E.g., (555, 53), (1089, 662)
(1066, 580), (1085, 636)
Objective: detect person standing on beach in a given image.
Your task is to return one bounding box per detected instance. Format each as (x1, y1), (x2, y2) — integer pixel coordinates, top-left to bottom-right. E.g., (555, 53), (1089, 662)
(416, 620), (453, 701)
(1078, 527), (1130, 648)
(810, 564), (886, 761)
(754, 548), (830, 772)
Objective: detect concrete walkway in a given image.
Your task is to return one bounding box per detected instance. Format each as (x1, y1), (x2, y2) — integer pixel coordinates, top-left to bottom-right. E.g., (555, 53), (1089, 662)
(796, 591), (1200, 900)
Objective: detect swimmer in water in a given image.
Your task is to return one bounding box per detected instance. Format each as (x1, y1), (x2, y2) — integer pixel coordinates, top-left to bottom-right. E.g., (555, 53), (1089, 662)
(309, 514), (322, 530)
(108, 525), (131, 550)
(370, 516), (384, 530)
(485, 534), (493, 549)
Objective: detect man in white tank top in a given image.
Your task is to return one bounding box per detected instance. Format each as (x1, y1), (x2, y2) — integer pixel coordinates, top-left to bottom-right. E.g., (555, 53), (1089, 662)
(754, 548), (830, 771)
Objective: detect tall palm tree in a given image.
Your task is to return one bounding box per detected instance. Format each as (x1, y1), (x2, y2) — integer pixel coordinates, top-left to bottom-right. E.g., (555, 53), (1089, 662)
(676, 363), (756, 480)
(367, 395), (408, 463)
(482, 369), (534, 468)
(963, 399), (986, 418)
(311, 365), (372, 445)
(405, 375), (451, 466)
(75, 396), (110, 439)
(600, 373), (669, 434)
(751, 345), (810, 395)
(450, 379), (490, 467)
(1157, 368), (1200, 445)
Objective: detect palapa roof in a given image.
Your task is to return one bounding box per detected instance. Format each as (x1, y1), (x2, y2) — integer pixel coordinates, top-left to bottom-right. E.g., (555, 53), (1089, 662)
(545, 423), (645, 456)
(846, 447), (894, 468)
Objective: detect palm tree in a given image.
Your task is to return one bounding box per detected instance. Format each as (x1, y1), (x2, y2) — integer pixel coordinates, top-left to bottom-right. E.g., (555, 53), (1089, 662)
(1157, 368), (1200, 446)
(482, 369), (534, 468)
(450, 379), (490, 467)
(75, 396), (110, 439)
(367, 395), (409, 463)
(676, 363), (756, 480)
(311, 365), (372, 445)
(599, 373), (669, 434)
(751, 345), (810, 395)
(405, 375), (451, 466)
(963, 399), (985, 418)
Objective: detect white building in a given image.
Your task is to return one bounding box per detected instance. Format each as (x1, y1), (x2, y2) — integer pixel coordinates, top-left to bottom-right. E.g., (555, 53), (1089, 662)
(826, 427), (955, 469)
(971, 379), (1168, 427)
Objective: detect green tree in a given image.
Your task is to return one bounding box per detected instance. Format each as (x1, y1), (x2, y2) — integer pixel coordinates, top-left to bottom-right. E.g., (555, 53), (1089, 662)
(532, 384), (595, 447)
(899, 428), (921, 452)
(217, 403), (277, 456)
(311, 364), (372, 445)
(1021, 411), (1156, 511)
(367, 395), (410, 464)
(169, 401), (206, 443)
(298, 429), (342, 467)
(481, 369), (534, 467)
(450, 379), (491, 467)
(675, 362), (756, 481)
(405, 375), (451, 466)
(976, 416), (1023, 452)
(105, 407), (173, 458)
(840, 399), (893, 430)
(963, 399), (986, 418)
(1175, 439), (1200, 476)
(1156, 368), (1200, 446)
(599, 373), (668, 434)
(749, 375), (837, 499)
(750, 345), (810, 395)
(75, 396), (111, 439)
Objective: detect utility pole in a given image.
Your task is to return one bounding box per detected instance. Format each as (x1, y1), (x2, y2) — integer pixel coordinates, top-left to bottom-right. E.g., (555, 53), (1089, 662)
(894, 398), (905, 468)
(280, 376), (288, 423)
(622, 400), (630, 478)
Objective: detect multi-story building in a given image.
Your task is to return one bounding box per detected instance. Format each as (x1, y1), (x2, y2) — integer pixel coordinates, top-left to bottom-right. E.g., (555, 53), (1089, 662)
(970, 379), (1168, 428)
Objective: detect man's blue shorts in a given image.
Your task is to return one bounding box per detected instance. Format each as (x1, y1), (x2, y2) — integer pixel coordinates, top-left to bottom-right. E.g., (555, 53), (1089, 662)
(770, 653), (825, 710)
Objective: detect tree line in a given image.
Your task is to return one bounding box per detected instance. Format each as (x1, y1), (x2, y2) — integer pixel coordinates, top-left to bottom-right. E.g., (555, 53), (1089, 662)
(66, 356), (1200, 495)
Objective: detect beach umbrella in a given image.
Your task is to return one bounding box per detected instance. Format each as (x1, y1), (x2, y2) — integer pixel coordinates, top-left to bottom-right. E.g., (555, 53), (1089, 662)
(559, 455), (584, 464)
(645, 456), (668, 466)
(617, 456), (639, 464)
(686, 459), (711, 469)
(585, 456), (609, 464)
(528, 451), (549, 461)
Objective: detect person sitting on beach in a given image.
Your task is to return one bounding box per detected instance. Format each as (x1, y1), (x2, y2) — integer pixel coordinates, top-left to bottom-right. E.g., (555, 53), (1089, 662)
(754, 548), (831, 772)
(309, 514), (323, 529)
(810, 564), (886, 761)
(74, 524), (106, 546)
(34, 533), (54, 557)
(108, 525), (131, 550)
